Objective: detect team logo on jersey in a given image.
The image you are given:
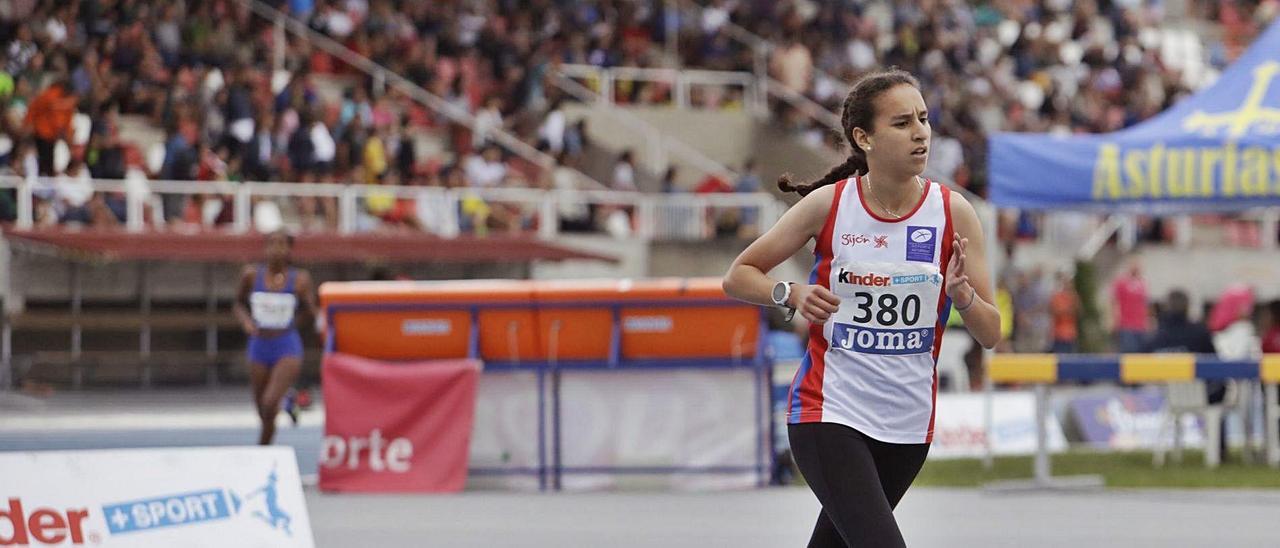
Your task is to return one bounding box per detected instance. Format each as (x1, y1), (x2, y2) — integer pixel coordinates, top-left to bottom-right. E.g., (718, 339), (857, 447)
(840, 233), (871, 247)
(905, 226), (936, 263)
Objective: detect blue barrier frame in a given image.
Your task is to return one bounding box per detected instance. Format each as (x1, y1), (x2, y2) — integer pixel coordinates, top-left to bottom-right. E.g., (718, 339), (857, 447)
(324, 300), (775, 491)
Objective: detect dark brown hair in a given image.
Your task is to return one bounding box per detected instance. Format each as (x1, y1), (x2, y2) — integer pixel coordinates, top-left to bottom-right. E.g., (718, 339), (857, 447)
(778, 69), (921, 196)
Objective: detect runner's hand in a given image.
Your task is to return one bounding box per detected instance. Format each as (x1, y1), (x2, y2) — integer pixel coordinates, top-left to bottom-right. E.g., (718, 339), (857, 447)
(945, 234), (973, 305)
(792, 284), (841, 323)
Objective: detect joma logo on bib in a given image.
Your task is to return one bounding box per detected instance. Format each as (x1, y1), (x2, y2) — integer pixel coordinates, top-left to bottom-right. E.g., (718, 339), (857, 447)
(832, 323), (935, 356)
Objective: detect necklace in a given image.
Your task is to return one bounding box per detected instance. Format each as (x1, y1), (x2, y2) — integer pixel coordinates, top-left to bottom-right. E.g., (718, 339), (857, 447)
(865, 174), (923, 219)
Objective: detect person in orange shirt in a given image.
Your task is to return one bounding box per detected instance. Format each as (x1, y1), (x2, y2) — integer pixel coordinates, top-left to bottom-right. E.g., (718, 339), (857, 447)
(1049, 271), (1080, 353)
(24, 80), (78, 176)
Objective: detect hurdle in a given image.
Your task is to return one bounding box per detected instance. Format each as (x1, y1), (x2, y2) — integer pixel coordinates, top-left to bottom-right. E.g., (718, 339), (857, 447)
(985, 353), (1280, 490)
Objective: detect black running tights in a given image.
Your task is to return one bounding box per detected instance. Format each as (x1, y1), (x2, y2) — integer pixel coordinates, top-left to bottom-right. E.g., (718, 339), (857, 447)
(788, 422), (930, 548)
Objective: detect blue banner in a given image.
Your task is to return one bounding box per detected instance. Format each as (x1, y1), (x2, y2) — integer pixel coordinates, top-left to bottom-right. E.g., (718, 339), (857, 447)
(989, 19), (1280, 212)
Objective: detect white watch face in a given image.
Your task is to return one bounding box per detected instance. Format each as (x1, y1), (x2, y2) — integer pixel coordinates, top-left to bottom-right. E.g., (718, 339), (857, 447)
(772, 282), (788, 304)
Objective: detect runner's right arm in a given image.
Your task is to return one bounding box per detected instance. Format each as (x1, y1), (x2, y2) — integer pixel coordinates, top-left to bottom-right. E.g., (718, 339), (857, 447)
(722, 184), (842, 323)
(233, 266), (258, 337)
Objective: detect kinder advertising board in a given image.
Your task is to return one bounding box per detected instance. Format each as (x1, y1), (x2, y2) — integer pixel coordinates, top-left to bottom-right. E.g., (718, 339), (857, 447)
(320, 353), (480, 493)
(929, 391), (1068, 458)
(0, 447), (314, 547)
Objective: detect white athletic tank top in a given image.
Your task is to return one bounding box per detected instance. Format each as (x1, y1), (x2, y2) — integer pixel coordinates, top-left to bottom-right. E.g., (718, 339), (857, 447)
(786, 176), (955, 444)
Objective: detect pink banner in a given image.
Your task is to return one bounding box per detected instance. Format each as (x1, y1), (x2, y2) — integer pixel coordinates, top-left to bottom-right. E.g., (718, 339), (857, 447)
(319, 353), (480, 493)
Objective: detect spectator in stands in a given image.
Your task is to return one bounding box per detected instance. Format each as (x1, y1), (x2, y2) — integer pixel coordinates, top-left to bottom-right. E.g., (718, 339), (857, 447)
(86, 102), (125, 180)
(1112, 262), (1151, 352)
(537, 98), (567, 154)
(0, 144), (16, 222)
(1145, 288), (1225, 458)
(1049, 271), (1080, 354)
(243, 113), (277, 182)
(923, 132), (964, 185)
(1263, 300), (1280, 354)
(1147, 289), (1217, 355)
(2, 0), (1267, 244)
(387, 116), (417, 182)
(563, 118), (588, 159)
(337, 85), (373, 140)
(472, 95), (503, 149)
(1265, 299), (1280, 439)
(994, 277), (1015, 354)
(1208, 284), (1263, 461)
(769, 33), (812, 95)
(733, 159), (759, 194)
(286, 108), (316, 183)
(463, 144), (508, 188)
(191, 142), (235, 227)
(6, 24), (37, 76)
(309, 114), (336, 182)
(660, 166), (679, 194)
(23, 78), (76, 175)
(550, 152), (593, 233)
(223, 65), (256, 148)
(1008, 267), (1049, 353)
(611, 150), (637, 191)
(53, 158), (95, 225)
(1209, 285), (1261, 360)
(735, 160), (763, 235)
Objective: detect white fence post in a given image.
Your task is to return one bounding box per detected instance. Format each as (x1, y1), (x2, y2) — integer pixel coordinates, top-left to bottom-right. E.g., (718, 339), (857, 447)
(674, 70), (689, 109)
(539, 195), (557, 240)
(15, 177), (33, 230)
(339, 185), (358, 235)
(126, 180), (144, 233)
(234, 185), (252, 233)
(1262, 209), (1279, 250)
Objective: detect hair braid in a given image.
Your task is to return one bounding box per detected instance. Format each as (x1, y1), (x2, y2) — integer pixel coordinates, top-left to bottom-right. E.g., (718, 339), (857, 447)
(776, 68), (919, 196)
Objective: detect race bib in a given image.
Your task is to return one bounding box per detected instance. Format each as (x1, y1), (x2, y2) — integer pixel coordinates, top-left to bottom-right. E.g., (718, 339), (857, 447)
(250, 291), (298, 330)
(828, 261), (943, 356)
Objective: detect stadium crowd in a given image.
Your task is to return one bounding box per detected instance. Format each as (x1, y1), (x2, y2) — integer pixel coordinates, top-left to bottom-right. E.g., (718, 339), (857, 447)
(1, 0), (1276, 233)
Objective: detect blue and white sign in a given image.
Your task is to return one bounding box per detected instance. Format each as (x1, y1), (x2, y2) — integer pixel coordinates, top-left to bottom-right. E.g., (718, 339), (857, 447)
(990, 19), (1280, 212)
(0, 447), (314, 547)
(102, 489), (233, 534)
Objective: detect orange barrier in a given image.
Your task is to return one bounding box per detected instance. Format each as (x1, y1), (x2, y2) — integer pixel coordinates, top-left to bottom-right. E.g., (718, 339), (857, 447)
(322, 280), (538, 361)
(320, 278), (761, 365)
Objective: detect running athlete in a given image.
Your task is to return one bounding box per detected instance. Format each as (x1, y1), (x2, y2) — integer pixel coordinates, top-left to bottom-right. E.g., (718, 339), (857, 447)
(723, 69), (1001, 547)
(233, 230), (319, 446)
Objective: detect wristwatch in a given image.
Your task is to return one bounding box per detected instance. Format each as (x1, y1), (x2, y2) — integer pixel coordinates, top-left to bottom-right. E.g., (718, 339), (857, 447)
(771, 281), (797, 322)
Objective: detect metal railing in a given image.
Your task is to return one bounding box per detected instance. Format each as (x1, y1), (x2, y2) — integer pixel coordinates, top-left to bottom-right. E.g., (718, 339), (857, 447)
(557, 64), (764, 114)
(671, 0), (845, 135)
(0, 176), (785, 242)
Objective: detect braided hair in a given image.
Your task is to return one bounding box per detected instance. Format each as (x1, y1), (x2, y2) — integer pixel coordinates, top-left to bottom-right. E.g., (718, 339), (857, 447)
(778, 69), (921, 196)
